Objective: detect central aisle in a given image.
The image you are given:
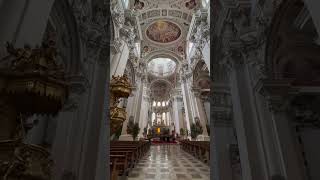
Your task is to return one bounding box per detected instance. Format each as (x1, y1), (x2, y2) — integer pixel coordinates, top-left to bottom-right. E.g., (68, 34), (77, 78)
(128, 144), (210, 180)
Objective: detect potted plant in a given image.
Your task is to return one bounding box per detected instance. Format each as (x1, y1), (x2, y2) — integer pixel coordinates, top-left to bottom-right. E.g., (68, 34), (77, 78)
(190, 123), (197, 139)
(180, 128), (185, 139)
(190, 120), (203, 140)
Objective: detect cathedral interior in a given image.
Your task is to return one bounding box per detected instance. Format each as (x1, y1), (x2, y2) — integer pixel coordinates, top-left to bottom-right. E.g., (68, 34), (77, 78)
(0, 0), (320, 180)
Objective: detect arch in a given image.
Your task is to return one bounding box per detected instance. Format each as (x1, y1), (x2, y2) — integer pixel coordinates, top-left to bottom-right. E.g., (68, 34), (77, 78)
(144, 49), (183, 64)
(150, 79), (174, 101)
(48, 0), (82, 75)
(265, 0), (320, 85)
(150, 78), (174, 89)
(193, 59), (209, 87)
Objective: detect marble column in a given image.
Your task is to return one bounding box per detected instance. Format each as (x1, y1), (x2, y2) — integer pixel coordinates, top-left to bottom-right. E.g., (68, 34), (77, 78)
(172, 95), (181, 133)
(211, 89), (236, 180)
(78, 53), (109, 180)
(229, 59), (268, 180)
(133, 73), (149, 139)
(110, 41), (129, 76)
(261, 81), (307, 180)
(134, 76), (144, 123)
(138, 86), (150, 138)
(254, 82), (287, 178)
(181, 78), (192, 134)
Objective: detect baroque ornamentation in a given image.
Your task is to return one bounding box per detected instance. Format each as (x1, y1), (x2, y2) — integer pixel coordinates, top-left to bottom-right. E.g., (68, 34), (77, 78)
(110, 75), (132, 134)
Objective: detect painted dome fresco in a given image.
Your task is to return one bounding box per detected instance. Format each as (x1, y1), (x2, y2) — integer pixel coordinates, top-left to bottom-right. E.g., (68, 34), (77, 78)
(148, 58), (176, 77)
(146, 21), (181, 43)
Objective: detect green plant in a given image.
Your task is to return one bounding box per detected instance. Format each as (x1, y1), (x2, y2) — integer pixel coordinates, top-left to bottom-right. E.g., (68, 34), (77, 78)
(127, 118), (140, 140)
(190, 120), (203, 139)
(180, 128), (185, 136)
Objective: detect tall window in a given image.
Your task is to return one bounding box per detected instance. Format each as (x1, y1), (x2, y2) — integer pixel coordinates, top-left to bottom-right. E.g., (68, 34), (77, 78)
(157, 102), (161, 107)
(188, 42), (194, 56)
(153, 101), (156, 106)
(152, 113), (155, 122)
(162, 112), (166, 124)
(122, 0), (129, 9)
(162, 101), (165, 106)
(202, 0), (209, 7)
(135, 43), (140, 57)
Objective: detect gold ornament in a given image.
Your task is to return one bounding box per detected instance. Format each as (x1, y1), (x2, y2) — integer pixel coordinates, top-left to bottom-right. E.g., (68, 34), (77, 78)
(109, 74), (132, 135)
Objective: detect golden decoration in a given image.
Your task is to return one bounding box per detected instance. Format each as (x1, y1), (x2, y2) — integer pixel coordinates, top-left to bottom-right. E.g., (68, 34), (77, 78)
(0, 42), (69, 115)
(0, 37), (68, 179)
(110, 74), (132, 135)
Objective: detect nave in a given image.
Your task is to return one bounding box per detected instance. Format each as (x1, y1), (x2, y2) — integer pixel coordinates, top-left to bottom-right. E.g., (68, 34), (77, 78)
(127, 144), (210, 180)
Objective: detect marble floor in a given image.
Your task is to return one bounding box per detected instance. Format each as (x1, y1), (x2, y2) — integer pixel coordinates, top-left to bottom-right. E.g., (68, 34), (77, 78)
(127, 144), (210, 180)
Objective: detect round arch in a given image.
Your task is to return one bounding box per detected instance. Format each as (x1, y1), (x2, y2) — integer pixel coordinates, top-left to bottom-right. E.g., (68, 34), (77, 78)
(265, 0), (320, 84)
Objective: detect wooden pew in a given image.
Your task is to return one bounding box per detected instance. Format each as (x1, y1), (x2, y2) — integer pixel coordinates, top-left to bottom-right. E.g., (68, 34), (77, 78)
(110, 141), (151, 179)
(179, 140), (210, 164)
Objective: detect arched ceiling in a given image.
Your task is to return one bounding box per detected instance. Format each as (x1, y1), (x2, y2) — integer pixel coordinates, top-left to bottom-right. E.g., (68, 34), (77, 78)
(150, 79), (173, 101)
(147, 57), (177, 77)
(129, 0), (201, 59)
(127, 0), (202, 100)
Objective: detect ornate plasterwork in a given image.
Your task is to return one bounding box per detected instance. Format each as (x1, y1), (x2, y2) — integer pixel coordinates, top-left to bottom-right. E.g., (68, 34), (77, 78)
(150, 79), (173, 101)
(133, 0), (201, 12)
(132, 0), (201, 58)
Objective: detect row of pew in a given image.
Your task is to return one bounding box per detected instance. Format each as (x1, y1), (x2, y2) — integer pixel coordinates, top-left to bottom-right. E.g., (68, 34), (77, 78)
(180, 140), (210, 164)
(110, 141), (151, 180)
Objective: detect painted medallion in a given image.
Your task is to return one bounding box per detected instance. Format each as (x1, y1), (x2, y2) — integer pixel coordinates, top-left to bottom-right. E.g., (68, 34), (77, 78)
(146, 21), (181, 43)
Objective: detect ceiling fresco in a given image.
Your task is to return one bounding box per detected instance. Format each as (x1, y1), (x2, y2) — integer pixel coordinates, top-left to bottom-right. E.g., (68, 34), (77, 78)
(147, 57), (176, 77)
(150, 80), (172, 100)
(146, 21), (181, 43)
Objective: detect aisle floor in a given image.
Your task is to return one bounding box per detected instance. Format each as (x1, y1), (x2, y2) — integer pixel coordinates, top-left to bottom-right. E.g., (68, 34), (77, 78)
(127, 144), (210, 180)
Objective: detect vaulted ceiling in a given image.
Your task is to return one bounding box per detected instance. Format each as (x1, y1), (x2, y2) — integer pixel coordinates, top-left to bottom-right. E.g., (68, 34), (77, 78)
(130, 0), (201, 60)
(127, 0), (203, 100)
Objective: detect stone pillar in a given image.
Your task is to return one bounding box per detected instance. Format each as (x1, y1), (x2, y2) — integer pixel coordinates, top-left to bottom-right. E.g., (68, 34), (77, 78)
(51, 76), (89, 180)
(181, 77), (192, 134)
(228, 58), (268, 180)
(212, 88), (236, 180)
(304, 0), (320, 36)
(172, 95), (181, 133)
(110, 42), (129, 76)
(254, 82), (287, 178)
(134, 76), (144, 123)
(261, 80), (306, 180)
(138, 85), (150, 138)
(78, 53), (109, 180)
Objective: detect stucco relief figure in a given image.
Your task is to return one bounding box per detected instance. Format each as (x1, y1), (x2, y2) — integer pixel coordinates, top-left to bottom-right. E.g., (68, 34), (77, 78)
(134, 0), (145, 10)
(178, 46), (184, 55)
(186, 0), (197, 10)
(146, 21), (181, 43)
